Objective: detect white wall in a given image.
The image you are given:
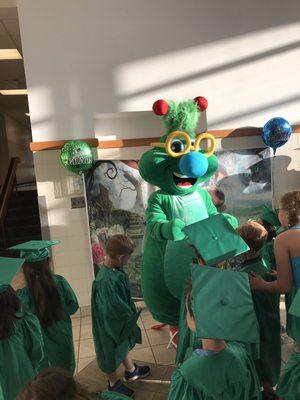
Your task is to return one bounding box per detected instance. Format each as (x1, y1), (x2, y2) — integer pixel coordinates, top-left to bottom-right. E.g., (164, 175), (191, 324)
(18, 0), (300, 142)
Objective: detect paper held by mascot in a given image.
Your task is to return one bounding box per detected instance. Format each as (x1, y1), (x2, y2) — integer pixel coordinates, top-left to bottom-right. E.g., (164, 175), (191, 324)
(139, 97), (237, 326)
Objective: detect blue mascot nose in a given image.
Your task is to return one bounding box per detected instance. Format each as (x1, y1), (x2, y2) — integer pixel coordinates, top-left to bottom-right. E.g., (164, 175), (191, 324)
(179, 152), (208, 178)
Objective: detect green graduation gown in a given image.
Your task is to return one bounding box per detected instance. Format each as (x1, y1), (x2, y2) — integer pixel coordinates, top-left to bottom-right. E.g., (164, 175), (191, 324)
(276, 351), (300, 400)
(92, 266), (141, 374)
(169, 342), (261, 400)
(99, 392), (132, 399)
(90, 392), (131, 399)
(240, 257), (281, 385)
(176, 292), (197, 365)
(261, 240), (276, 271)
(0, 311), (44, 400)
(286, 287), (300, 344)
(17, 274), (79, 374)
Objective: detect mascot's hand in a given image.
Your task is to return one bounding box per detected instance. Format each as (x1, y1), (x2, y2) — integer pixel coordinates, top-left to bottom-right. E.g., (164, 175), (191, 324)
(223, 213), (238, 229)
(161, 218), (186, 241)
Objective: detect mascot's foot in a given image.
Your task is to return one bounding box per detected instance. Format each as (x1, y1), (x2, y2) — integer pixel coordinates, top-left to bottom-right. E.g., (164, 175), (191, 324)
(150, 324), (179, 348)
(167, 326), (179, 349)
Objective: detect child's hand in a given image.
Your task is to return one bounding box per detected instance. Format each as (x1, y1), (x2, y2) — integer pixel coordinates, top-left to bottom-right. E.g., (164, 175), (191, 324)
(249, 273), (266, 291)
(268, 270), (277, 278)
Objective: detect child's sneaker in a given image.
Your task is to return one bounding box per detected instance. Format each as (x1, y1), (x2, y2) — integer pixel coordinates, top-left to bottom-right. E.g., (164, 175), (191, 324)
(107, 380), (134, 397)
(124, 364), (150, 382)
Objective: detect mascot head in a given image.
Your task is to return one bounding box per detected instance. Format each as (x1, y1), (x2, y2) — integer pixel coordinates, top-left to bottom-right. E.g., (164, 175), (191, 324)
(139, 97), (218, 195)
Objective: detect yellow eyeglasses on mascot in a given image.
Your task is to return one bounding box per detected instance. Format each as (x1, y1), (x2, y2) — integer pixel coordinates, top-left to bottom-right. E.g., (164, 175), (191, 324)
(139, 97), (237, 327)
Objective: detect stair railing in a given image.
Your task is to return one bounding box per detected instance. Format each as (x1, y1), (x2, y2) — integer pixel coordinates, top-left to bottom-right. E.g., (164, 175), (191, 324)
(0, 157), (20, 248)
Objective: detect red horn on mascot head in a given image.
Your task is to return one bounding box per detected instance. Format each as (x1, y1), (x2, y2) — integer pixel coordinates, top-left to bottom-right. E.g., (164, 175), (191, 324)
(194, 96), (208, 112)
(152, 99), (169, 116)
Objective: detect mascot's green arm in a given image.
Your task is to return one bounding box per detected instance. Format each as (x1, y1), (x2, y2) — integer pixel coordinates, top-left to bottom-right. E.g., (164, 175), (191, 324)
(145, 191), (169, 240)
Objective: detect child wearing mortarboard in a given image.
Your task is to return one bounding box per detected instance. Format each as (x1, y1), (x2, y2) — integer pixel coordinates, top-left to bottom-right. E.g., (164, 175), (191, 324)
(9, 240), (79, 374)
(175, 213), (251, 364)
(168, 264), (261, 400)
(0, 257), (44, 400)
(238, 221), (281, 400)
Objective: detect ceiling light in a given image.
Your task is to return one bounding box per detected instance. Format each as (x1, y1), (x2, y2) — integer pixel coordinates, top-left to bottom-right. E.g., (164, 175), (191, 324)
(0, 49), (22, 60)
(0, 89), (27, 95)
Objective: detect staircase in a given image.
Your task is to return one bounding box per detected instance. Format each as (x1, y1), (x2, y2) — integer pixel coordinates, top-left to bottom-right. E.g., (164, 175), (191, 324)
(0, 190), (42, 251)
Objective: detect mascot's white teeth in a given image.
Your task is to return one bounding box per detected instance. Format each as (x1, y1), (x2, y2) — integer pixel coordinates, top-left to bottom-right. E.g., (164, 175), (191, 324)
(173, 172), (189, 179)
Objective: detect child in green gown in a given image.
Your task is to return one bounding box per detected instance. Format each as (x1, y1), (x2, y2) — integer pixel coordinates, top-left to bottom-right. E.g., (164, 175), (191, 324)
(16, 368), (131, 399)
(249, 191), (300, 400)
(9, 240), (79, 374)
(92, 235), (150, 398)
(0, 257), (44, 400)
(168, 265), (261, 400)
(238, 221), (281, 400)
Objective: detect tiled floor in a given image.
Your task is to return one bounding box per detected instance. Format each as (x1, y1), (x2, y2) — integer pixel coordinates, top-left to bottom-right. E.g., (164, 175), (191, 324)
(73, 302), (176, 375)
(73, 298), (294, 398)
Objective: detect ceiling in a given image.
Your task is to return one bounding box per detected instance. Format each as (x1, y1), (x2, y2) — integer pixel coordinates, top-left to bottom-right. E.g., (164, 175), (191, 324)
(0, 2), (30, 128)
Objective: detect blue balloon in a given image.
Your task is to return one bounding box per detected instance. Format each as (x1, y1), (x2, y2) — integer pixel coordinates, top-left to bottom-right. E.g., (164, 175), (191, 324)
(262, 117), (292, 155)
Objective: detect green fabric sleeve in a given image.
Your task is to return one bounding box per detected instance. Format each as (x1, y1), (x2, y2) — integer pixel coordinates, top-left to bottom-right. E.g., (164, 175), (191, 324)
(95, 281), (139, 344)
(21, 312), (45, 371)
(56, 275), (79, 316)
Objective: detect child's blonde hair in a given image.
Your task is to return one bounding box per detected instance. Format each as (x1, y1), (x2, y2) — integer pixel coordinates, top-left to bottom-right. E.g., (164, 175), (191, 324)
(105, 234), (135, 259)
(280, 191), (300, 227)
(238, 220), (267, 252)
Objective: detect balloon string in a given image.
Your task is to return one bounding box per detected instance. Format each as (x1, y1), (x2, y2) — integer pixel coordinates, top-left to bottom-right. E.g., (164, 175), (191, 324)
(271, 151), (275, 208)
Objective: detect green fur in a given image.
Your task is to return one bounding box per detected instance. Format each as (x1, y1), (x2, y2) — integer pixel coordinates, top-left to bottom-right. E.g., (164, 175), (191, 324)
(139, 97), (219, 325)
(162, 100), (200, 140)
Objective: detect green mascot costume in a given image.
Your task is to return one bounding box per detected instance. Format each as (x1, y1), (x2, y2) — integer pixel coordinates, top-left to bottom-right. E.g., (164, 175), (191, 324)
(139, 96), (236, 326)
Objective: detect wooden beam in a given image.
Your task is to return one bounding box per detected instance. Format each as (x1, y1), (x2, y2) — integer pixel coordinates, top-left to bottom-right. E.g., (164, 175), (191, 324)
(98, 137), (158, 149)
(30, 138), (99, 151)
(29, 125), (300, 151)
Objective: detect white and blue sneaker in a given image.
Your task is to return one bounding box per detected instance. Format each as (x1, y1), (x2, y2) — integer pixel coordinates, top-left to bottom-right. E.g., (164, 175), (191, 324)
(124, 364), (150, 382)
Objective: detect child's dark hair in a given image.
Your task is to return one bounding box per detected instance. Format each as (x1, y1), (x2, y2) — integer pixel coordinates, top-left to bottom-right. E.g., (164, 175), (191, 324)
(185, 280), (194, 318)
(23, 260), (62, 327)
(208, 187), (226, 212)
(0, 285), (21, 340)
(260, 219), (277, 242)
(16, 368), (90, 400)
(105, 234), (135, 259)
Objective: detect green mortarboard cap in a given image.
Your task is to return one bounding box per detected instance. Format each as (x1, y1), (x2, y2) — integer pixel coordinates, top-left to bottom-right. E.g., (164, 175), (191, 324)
(9, 240), (60, 262)
(288, 289), (300, 318)
(184, 214), (249, 266)
(0, 257), (25, 293)
(261, 205), (281, 229)
(191, 264), (259, 343)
